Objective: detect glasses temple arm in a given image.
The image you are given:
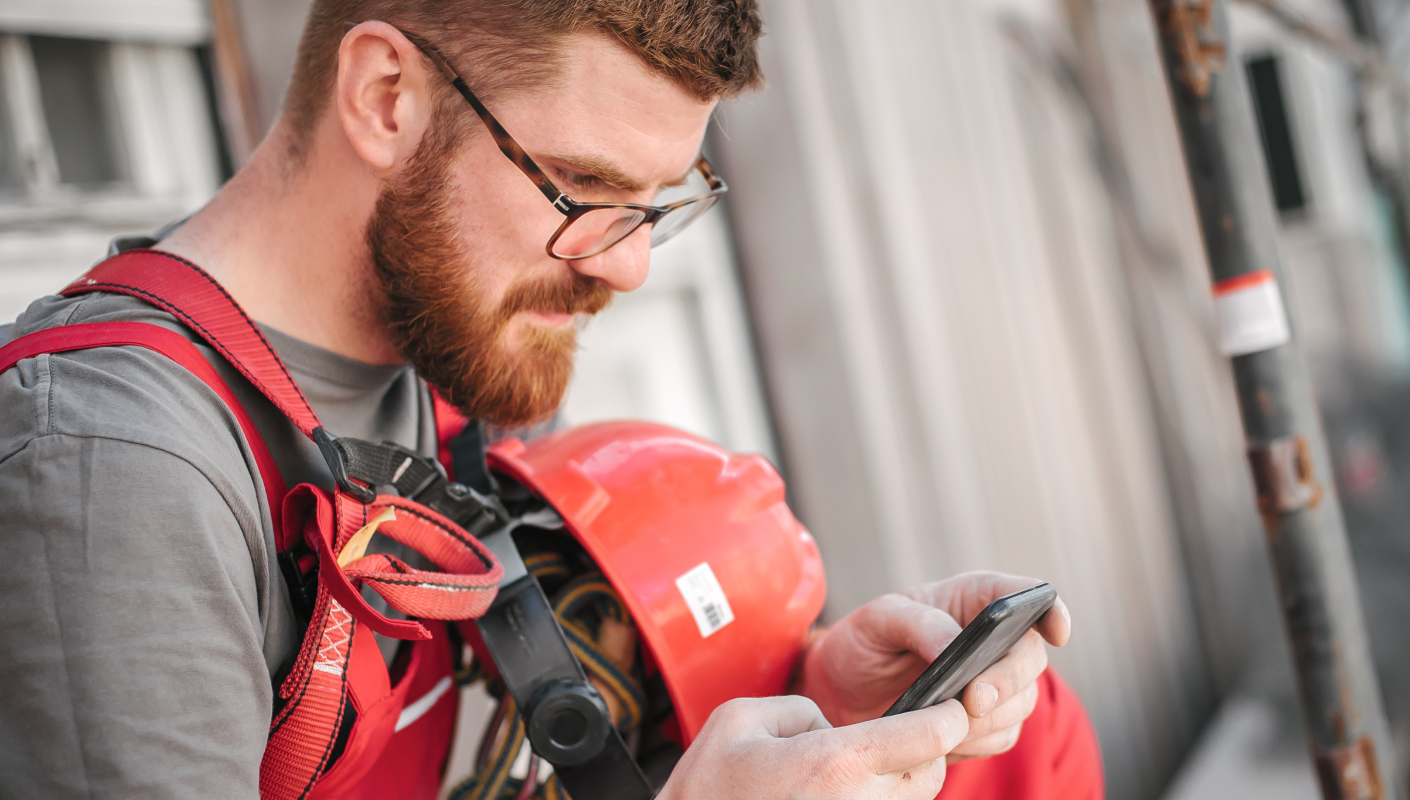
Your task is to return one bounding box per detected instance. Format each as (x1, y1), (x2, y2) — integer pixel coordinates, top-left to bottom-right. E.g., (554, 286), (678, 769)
(445, 78), (570, 208)
(398, 27), (570, 210)
(697, 156), (728, 192)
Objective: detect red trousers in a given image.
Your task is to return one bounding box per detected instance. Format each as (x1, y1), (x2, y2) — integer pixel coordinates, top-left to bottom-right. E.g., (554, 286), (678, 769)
(939, 670), (1104, 800)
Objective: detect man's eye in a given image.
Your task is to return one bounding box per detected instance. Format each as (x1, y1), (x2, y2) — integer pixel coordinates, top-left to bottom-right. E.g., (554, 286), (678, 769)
(563, 171), (603, 190)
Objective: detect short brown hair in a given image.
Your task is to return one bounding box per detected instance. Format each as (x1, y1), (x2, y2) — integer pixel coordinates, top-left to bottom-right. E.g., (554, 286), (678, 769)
(283, 0), (764, 156)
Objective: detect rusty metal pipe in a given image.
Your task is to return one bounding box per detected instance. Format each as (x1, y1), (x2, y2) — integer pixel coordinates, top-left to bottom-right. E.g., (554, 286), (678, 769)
(1148, 0), (1400, 797)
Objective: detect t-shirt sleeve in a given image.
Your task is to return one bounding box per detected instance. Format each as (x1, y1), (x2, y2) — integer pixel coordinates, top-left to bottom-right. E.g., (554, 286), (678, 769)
(0, 433), (270, 800)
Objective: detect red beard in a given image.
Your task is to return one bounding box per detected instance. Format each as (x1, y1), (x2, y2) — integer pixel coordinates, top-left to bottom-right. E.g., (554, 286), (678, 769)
(366, 132), (612, 427)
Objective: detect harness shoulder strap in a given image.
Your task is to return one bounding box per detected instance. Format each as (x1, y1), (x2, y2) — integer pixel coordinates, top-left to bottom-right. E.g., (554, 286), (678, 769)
(25, 249), (503, 800)
(62, 249), (472, 512)
(0, 321), (288, 530)
(64, 249), (323, 436)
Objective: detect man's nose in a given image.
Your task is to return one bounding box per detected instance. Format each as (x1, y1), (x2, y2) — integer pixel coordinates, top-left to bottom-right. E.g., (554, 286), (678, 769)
(568, 226), (651, 293)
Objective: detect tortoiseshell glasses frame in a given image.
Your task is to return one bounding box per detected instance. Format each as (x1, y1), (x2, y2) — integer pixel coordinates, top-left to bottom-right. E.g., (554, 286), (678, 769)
(393, 26), (729, 261)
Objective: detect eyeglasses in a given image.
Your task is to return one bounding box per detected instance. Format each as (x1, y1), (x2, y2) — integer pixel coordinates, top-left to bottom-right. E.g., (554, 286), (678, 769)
(396, 27), (729, 261)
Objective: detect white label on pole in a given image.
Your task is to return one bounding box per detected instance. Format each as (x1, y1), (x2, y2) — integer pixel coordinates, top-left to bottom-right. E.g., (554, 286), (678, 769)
(675, 562), (735, 638)
(1213, 270), (1291, 357)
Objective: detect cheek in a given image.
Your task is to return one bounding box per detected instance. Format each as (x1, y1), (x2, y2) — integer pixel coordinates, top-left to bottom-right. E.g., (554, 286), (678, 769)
(439, 185), (519, 310)
(451, 144), (566, 263)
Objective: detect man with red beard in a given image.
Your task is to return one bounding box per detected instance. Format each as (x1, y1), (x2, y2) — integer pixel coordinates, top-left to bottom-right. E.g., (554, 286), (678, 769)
(0, 2), (1101, 799)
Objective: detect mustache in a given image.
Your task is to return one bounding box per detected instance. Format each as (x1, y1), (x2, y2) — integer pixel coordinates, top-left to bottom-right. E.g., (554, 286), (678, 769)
(498, 271), (614, 321)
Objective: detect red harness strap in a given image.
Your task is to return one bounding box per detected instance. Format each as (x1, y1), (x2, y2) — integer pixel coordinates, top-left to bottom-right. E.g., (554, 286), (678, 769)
(68, 250), (322, 436)
(3, 249), (503, 799)
(0, 322), (288, 531)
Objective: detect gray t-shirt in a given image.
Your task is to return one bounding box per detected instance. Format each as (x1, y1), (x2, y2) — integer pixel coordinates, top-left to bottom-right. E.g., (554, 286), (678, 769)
(0, 284), (437, 799)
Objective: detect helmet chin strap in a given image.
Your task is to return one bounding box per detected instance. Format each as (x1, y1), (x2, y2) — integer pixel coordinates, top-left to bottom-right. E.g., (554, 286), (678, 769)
(435, 425), (656, 800)
(474, 529), (655, 800)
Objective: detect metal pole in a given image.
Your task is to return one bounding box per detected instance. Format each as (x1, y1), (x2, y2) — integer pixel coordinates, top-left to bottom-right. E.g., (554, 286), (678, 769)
(208, 0), (264, 169)
(1148, 1), (1401, 798)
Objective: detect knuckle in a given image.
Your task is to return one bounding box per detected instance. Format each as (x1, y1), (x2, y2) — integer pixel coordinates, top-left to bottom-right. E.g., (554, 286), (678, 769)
(1005, 643), (1039, 684)
(927, 711), (964, 753)
(1032, 642), (1049, 673)
(982, 682), (1040, 732)
(1020, 682), (1040, 714)
(998, 722), (1024, 753)
(716, 696), (751, 717)
(910, 579), (947, 595)
(712, 697), (760, 728)
(862, 593), (910, 621)
(1022, 629), (1048, 664)
(809, 741), (865, 788)
(982, 659), (1021, 696)
(965, 708), (997, 739)
(992, 686), (1040, 728)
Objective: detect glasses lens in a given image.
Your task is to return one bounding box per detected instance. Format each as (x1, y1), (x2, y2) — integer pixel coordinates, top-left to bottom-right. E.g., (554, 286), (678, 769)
(649, 196), (718, 248)
(551, 207), (648, 259)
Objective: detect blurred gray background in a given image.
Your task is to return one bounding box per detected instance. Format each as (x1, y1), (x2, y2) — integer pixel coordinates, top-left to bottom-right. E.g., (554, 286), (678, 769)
(7, 0), (1410, 797)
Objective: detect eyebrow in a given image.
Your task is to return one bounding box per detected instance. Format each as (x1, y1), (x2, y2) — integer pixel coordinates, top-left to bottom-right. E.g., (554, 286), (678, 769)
(549, 153), (694, 194)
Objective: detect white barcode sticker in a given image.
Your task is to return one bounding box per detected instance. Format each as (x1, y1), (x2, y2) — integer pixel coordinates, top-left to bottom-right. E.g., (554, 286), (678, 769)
(675, 562), (735, 638)
(1213, 270), (1291, 357)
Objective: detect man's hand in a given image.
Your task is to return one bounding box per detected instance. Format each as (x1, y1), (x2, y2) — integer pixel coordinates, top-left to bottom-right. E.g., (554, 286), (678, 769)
(793, 572), (1071, 762)
(657, 695), (969, 800)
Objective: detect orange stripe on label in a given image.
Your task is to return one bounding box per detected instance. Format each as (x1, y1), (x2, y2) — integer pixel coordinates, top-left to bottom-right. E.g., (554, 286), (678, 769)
(1212, 269), (1290, 356)
(1214, 269), (1275, 297)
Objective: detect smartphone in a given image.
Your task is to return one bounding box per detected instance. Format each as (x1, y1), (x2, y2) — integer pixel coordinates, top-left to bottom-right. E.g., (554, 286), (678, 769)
(883, 583), (1057, 717)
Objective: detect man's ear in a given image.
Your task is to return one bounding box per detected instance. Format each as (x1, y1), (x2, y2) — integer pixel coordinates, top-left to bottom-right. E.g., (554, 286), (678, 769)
(336, 21), (432, 171)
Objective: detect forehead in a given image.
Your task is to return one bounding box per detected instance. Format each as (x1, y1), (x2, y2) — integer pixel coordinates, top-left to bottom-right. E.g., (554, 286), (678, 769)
(487, 32), (717, 184)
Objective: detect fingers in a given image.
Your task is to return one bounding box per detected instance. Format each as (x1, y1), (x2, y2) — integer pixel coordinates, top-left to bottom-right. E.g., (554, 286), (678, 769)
(1036, 598), (1072, 647)
(839, 699), (970, 775)
(713, 695), (833, 740)
(768, 695), (834, 738)
(960, 681), (1038, 743)
(949, 721), (1025, 760)
(962, 628), (1048, 718)
(856, 593), (964, 663)
(902, 573), (1066, 637)
(672, 696), (963, 800)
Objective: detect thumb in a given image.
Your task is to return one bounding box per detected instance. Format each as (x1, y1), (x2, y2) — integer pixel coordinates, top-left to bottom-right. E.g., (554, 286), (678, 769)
(709, 695), (833, 741)
(836, 699), (970, 775)
(760, 695), (833, 739)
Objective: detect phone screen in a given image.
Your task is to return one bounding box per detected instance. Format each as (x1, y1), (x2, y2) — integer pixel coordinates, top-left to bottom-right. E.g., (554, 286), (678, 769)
(884, 583), (1056, 716)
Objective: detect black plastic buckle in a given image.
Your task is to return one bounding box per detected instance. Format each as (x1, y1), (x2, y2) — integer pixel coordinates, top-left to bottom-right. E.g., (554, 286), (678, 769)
(277, 541), (320, 627)
(314, 427), (377, 503)
(425, 479), (512, 536)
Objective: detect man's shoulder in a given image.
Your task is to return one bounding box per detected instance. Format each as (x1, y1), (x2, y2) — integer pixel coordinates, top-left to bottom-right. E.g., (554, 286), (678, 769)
(1, 291), (254, 487)
(8, 290), (187, 340)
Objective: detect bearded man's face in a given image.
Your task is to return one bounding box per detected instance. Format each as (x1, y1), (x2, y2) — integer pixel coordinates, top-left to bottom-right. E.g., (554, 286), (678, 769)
(364, 33), (717, 427)
(367, 133), (613, 428)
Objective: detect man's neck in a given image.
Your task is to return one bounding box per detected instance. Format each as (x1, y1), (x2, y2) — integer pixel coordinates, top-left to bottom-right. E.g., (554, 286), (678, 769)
(159, 121), (405, 366)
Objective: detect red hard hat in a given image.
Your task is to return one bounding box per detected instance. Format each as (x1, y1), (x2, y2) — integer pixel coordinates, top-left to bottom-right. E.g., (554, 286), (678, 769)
(488, 421), (827, 744)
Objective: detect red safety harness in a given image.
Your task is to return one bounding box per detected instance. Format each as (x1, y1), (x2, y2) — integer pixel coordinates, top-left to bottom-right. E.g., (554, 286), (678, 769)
(2, 248), (1111, 800)
(0, 249), (504, 799)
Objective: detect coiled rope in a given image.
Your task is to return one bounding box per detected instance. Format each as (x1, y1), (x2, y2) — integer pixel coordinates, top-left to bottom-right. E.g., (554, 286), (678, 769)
(448, 550), (646, 800)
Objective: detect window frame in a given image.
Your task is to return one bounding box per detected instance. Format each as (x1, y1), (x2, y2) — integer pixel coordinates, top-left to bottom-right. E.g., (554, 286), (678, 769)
(0, 31), (221, 229)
